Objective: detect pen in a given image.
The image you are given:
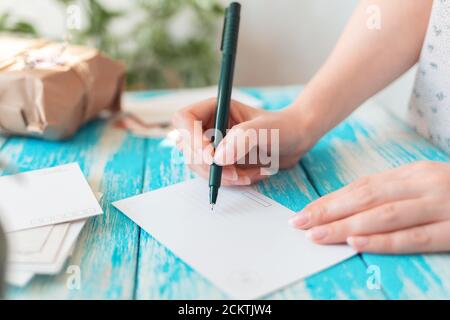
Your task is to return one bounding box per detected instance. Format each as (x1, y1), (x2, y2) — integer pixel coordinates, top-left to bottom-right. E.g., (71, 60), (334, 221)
(209, 2), (241, 211)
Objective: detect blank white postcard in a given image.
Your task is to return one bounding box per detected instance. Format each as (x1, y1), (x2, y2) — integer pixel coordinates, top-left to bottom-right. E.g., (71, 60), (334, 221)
(0, 163), (102, 232)
(113, 178), (355, 299)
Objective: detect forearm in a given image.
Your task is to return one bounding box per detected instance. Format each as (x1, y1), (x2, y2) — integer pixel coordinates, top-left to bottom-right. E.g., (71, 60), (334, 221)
(288, 0), (432, 144)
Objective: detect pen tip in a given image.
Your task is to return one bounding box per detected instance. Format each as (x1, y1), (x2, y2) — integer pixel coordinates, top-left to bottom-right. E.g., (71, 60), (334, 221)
(211, 204), (214, 212)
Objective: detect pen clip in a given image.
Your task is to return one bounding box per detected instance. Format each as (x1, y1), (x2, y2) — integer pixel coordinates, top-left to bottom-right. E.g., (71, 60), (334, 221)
(220, 8), (228, 51)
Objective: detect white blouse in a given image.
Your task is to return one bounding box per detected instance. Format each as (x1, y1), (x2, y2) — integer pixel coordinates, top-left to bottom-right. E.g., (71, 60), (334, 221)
(409, 0), (450, 154)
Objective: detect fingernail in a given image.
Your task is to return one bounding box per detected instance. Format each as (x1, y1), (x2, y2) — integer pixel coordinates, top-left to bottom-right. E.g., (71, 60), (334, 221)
(306, 227), (328, 241)
(203, 149), (213, 165)
(236, 175), (251, 185)
(346, 236), (368, 249)
(224, 168), (238, 181)
(230, 169), (238, 181)
(213, 146), (225, 165)
(289, 211), (310, 228)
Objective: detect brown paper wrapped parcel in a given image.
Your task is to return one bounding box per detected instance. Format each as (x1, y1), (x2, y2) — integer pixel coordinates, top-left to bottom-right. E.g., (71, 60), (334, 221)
(0, 37), (125, 140)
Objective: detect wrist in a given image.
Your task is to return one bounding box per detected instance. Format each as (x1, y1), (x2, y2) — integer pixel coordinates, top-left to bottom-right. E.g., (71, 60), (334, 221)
(281, 101), (323, 150)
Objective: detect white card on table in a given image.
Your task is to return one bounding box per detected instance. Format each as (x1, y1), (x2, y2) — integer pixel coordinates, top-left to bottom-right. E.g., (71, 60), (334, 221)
(5, 269), (34, 287)
(0, 163), (102, 232)
(9, 219), (86, 274)
(7, 192), (103, 261)
(113, 178), (355, 299)
(8, 223), (69, 263)
(7, 225), (54, 253)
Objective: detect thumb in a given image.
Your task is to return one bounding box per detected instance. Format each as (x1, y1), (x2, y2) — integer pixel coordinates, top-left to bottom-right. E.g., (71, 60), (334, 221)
(213, 118), (269, 166)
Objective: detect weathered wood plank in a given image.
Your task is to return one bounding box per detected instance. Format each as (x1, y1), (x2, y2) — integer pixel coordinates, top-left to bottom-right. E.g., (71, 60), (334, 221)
(0, 135), (10, 172)
(1, 87), (402, 299)
(301, 101), (450, 299)
(3, 120), (146, 299)
(0, 136), (8, 147)
(135, 89), (384, 300)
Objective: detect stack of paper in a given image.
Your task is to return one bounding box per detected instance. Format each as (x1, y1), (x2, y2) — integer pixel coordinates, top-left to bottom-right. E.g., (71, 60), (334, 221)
(0, 163), (103, 287)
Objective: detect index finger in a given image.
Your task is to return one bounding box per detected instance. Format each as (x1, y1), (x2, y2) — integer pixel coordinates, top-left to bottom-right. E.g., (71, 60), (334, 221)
(172, 98), (217, 130)
(172, 99), (217, 165)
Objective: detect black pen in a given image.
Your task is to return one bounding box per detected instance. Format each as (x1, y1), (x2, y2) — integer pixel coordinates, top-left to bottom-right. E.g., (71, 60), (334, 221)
(209, 2), (241, 211)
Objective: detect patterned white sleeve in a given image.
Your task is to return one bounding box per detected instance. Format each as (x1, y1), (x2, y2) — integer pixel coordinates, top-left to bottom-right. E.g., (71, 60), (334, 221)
(409, 0), (450, 155)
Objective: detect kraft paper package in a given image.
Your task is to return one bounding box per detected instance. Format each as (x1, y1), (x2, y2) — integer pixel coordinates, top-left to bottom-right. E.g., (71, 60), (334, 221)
(0, 37), (125, 140)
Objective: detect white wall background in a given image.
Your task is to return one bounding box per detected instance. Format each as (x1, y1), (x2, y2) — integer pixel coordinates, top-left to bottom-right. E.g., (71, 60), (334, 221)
(0, 0), (416, 118)
(0, 0), (371, 85)
(226, 0), (358, 85)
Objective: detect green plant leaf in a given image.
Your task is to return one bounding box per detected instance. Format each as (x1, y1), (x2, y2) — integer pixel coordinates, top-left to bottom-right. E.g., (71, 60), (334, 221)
(1, 0), (225, 89)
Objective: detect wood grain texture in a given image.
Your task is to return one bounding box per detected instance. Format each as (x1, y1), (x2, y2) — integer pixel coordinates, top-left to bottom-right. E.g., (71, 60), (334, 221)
(134, 89), (384, 300)
(4, 120), (146, 299)
(301, 100), (450, 299)
(6, 87), (445, 299)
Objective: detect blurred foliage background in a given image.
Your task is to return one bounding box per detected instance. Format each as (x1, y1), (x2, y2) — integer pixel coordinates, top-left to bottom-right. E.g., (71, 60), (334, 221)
(0, 0), (225, 89)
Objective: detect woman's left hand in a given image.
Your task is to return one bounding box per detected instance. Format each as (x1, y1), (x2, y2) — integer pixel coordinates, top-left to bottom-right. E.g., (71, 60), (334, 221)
(289, 161), (450, 254)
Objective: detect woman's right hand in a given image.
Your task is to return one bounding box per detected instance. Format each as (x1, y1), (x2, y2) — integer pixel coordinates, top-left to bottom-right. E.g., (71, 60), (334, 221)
(172, 98), (315, 185)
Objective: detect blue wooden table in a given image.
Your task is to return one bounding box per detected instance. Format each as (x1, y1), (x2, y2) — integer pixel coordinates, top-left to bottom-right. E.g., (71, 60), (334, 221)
(3, 87), (450, 299)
